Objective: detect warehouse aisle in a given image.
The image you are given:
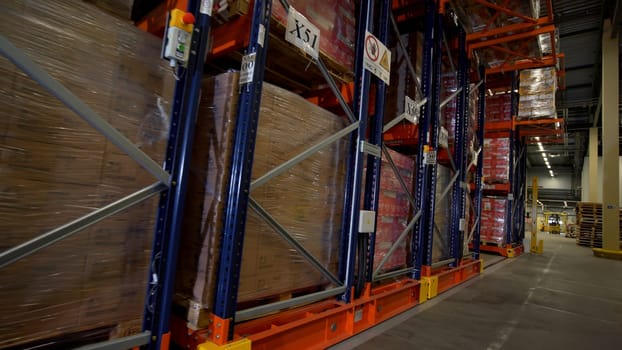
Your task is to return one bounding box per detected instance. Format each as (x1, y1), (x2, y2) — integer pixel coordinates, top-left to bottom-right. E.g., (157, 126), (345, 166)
(331, 235), (622, 350)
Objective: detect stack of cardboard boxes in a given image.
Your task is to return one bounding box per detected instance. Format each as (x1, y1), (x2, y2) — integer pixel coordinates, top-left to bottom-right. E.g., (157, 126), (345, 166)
(517, 67), (557, 119)
(375, 149), (415, 271)
(483, 138), (510, 183)
(485, 94), (512, 122)
(0, 0), (173, 347)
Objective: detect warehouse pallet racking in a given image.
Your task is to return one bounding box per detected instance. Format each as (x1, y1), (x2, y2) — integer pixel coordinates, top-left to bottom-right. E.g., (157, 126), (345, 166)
(0, 0), (563, 349)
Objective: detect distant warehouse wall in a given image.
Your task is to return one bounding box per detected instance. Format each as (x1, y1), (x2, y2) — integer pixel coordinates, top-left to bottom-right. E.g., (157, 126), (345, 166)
(580, 156), (622, 205)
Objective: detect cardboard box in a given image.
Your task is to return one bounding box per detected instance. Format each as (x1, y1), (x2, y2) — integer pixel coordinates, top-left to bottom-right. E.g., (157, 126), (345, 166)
(174, 72), (348, 328)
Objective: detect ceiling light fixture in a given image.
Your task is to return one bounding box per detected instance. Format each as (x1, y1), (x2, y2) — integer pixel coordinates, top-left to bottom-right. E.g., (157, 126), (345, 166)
(535, 136), (540, 141)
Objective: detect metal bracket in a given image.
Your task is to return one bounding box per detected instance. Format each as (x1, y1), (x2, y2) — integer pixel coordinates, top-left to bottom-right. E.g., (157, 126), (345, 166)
(360, 141), (381, 158)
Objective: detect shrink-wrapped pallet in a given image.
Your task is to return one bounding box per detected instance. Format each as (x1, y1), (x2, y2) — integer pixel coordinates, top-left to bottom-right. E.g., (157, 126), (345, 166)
(485, 93), (512, 122)
(432, 165), (453, 262)
(175, 72), (348, 328)
(480, 197), (508, 244)
(0, 0), (173, 347)
(482, 137), (510, 183)
(517, 67), (557, 119)
(451, 0), (541, 68)
(374, 148), (415, 272)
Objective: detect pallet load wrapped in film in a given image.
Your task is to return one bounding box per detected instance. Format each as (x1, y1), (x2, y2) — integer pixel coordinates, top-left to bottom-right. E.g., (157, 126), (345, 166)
(517, 67), (557, 120)
(480, 197), (508, 245)
(374, 149), (415, 272)
(174, 72), (348, 328)
(483, 137), (510, 184)
(451, 0), (541, 68)
(0, 0), (174, 347)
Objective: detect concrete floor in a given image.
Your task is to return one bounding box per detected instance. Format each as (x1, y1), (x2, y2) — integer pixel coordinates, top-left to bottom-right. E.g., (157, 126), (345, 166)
(330, 234), (622, 350)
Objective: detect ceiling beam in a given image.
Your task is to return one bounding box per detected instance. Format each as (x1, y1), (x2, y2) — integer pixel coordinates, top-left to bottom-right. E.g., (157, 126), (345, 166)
(611, 0), (621, 38)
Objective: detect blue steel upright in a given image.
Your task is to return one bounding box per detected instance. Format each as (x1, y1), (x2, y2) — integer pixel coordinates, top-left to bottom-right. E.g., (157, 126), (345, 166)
(142, 1), (212, 349)
(339, 0), (375, 302)
(449, 26), (470, 267)
(472, 65), (486, 260)
(505, 72), (518, 245)
(214, 0), (272, 336)
(412, 0), (438, 279)
(363, 0), (391, 283)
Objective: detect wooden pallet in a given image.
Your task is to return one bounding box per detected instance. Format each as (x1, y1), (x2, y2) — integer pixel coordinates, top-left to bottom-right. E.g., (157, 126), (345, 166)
(575, 202), (622, 248)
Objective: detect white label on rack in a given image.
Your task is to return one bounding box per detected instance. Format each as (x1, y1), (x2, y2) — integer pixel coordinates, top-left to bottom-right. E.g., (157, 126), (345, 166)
(239, 53), (256, 85)
(508, 193), (514, 200)
(401, 95), (419, 124)
(200, 0), (213, 15)
(459, 218), (466, 232)
(363, 31), (391, 84)
(258, 24), (265, 47)
(354, 309), (363, 322)
(285, 7), (320, 59)
(424, 150), (437, 165)
(439, 126), (449, 149)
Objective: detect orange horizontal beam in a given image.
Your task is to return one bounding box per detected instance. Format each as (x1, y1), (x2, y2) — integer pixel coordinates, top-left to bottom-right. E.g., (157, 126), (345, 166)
(519, 130), (564, 138)
(469, 24), (555, 51)
(421, 259), (482, 295)
(488, 45), (545, 64)
(467, 17), (551, 42)
(514, 118), (563, 126)
(235, 280), (422, 350)
(485, 56), (557, 74)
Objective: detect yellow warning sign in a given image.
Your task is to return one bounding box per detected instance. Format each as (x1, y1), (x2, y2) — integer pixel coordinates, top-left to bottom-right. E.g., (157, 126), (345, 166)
(380, 51), (390, 71)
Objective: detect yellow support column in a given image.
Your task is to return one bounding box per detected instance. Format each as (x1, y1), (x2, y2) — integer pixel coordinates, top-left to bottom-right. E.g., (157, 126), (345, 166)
(594, 20), (621, 259)
(531, 178), (543, 254)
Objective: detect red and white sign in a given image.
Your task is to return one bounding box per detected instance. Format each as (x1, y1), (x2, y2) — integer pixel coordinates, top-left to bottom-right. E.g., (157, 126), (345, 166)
(363, 31), (390, 84)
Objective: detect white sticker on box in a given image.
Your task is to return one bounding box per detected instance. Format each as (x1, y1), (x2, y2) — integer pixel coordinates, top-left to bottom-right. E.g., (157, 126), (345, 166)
(439, 126), (449, 149)
(363, 31), (391, 85)
(285, 7), (320, 59)
(200, 0), (213, 15)
(239, 53), (256, 85)
(258, 24), (265, 47)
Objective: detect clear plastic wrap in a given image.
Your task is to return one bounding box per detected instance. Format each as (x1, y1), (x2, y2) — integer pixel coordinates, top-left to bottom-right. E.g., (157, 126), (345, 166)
(432, 165), (453, 262)
(517, 67), (557, 119)
(175, 72), (348, 328)
(480, 197), (508, 244)
(451, 0), (542, 68)
(85, 0), (135, 20)
(374, 148), (415, 272)
(271, 0), (355, 71)
(451, 0), (540, 33)
(0, 0), (173, 347)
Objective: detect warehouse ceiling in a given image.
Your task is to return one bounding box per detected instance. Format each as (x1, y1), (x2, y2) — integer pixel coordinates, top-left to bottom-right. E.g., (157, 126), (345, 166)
(526, 0), (621, 183)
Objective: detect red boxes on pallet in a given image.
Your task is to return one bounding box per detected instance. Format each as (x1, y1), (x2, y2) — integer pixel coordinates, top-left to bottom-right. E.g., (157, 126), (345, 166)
(485, 93), (512, 122)
(480, 197), (507, 244)
(483, 137), (510, 183)
(375, 148), (415, 272)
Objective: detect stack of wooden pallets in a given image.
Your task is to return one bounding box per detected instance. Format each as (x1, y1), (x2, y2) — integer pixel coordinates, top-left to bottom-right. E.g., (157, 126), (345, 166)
(576, 202), (622, 248)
